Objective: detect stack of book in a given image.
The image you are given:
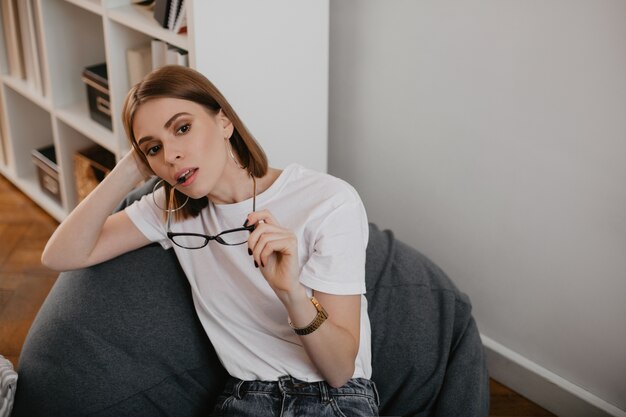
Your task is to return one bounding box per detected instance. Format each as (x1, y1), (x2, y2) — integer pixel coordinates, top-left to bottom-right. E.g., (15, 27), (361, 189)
(1, 0), (47, 96)
(153, 0), (187, 34)
(125, 0), (189, 86)
(126, 42), (189, 86)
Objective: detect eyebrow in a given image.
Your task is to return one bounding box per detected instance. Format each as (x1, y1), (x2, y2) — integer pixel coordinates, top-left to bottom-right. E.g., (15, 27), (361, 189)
(137, 112), (192, 146)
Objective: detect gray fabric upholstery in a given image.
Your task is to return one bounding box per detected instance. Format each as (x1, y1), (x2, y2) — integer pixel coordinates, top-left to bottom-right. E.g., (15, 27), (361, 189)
(12, 245), (227, 417)
(366, 224), (489, 416)
(12, 178), (489, 416)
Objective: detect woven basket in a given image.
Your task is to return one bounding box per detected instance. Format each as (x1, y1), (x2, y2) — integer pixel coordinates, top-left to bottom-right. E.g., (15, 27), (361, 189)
(73, 145), (116, 202)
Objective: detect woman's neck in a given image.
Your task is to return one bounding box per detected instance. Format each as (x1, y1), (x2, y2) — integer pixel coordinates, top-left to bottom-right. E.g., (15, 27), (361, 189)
(208, 163), (281, 205)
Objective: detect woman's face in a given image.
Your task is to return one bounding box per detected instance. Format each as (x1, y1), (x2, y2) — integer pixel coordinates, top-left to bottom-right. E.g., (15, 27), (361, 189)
(132, 97), (234, 199)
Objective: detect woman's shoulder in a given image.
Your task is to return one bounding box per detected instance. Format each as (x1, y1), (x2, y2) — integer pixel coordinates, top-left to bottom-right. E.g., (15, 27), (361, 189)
(280, 163), (363, 206)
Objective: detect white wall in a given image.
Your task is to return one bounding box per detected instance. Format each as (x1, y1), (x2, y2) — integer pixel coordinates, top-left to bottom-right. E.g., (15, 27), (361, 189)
(190, 0), (329, 172)
(329, 0), (626, 415)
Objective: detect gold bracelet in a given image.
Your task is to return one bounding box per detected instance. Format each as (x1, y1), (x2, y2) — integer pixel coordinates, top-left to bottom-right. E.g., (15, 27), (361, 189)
(288, 296), (329, 336)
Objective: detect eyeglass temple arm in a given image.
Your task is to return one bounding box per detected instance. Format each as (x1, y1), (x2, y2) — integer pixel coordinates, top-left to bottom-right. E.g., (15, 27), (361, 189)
(252, 175), (256, 212)
(167, 175), (256, 230)
(166, 186), (176, 230)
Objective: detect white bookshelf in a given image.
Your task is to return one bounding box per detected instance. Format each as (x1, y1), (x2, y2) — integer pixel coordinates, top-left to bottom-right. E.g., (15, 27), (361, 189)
(0, 0), (329, 222)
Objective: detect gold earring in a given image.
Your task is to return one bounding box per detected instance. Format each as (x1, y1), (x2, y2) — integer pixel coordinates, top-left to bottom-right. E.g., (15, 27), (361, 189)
(152, 179), (189, 212)
(226, 137), (244, 169)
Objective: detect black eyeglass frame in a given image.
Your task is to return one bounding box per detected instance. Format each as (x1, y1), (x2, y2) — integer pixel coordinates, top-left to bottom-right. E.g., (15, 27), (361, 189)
(165, 176), (257, 250)
(166, 225), (256, 249)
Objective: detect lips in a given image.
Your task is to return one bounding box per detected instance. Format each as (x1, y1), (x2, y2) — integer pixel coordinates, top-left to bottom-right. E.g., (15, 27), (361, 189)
(175, 168), (198, 185)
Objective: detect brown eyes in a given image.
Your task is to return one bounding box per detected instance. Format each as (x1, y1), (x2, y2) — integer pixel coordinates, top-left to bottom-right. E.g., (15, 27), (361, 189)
(177, 123), (191, 134)
(143, 123), (190, 157)
(146, 145), (161, 156)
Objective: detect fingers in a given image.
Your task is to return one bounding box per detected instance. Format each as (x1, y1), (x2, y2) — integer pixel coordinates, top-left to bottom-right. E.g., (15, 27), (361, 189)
(244, 209), (279, 228)
(244, 210), (297, 268)
(247, 221), (290, 263)
(249, 232), (295, 268)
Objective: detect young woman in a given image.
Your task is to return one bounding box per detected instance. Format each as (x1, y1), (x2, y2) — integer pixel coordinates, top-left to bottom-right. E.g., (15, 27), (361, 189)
(42, 65), (378, 416)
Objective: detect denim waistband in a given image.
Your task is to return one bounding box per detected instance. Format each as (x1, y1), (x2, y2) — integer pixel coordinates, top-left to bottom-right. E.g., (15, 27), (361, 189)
(223, 375), (379, 405)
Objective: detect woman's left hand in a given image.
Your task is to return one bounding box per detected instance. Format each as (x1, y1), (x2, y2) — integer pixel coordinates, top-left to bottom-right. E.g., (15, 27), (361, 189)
(245, 210), (300, 297)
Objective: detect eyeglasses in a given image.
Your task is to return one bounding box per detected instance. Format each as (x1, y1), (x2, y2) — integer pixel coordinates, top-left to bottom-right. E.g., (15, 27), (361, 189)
(165, 176), (256, 250)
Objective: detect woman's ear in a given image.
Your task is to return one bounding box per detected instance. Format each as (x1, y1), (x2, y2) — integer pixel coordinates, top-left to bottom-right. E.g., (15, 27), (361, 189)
(217, 109), (234, 139)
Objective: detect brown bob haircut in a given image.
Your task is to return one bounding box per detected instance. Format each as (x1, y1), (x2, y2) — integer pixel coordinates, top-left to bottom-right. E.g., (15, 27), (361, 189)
(122, 65), (268, 219)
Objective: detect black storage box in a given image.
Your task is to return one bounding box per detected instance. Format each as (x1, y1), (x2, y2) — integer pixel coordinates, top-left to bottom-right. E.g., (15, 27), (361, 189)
(31, 145), (61, 204)
(82, 63), (112, 130)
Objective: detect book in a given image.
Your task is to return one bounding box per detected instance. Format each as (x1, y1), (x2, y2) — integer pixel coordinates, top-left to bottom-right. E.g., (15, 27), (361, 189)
(16, 0), (34, 85)
(166, 0), (180, 30)
(152, 0), (171, 28)
(172, 0), (187, 34)
(127, 44), (152, 86)
(31, 0), (48, 97)
(17, 0), (44, 95)
(2, 0), (25, 79)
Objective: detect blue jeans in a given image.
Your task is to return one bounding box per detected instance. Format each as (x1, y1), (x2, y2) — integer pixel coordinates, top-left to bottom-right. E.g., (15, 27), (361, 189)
(210, 375), (380, 416)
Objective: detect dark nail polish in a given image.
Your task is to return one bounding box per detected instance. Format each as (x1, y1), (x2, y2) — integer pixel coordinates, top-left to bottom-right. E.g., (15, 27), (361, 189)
(254, 261), (258, 268)
(248, 248), (252, 256)
(243, 219), (249, 227)
(261, 261), (265, 268)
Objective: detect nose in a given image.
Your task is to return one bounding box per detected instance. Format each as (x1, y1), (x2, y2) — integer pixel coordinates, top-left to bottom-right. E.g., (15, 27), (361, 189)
(163, 143), (183, 164)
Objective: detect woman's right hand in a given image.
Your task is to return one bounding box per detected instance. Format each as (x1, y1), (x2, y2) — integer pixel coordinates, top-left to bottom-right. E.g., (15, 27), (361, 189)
(116, 148), (153, 185)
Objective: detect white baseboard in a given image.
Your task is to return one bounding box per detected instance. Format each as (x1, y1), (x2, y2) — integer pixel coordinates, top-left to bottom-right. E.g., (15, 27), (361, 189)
(481, 334), (626, 417)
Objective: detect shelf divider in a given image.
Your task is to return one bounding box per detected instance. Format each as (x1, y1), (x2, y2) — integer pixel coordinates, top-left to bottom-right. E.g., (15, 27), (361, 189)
(55, 102), (117, 153)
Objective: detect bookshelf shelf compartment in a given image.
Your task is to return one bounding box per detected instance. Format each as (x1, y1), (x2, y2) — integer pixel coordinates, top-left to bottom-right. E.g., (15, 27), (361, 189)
(3, 85), (54, 179)
(107, 4), (188, 50)
(55, 119), (110, 209)
(39, 1), (106, 110)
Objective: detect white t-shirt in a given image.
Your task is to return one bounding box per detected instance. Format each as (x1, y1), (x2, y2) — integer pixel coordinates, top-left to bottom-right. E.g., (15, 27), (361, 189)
(125, 163), (371, 382)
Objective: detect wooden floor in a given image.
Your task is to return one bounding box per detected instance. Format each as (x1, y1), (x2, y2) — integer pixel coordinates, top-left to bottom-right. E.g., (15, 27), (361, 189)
(0, 174), (59, 368)
(0, 173), (556, 416)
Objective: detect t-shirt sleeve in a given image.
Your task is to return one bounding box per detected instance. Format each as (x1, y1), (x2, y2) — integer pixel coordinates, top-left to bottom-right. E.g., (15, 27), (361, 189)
(124, 188), (173, 250)
(298, 192), (369, 296)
